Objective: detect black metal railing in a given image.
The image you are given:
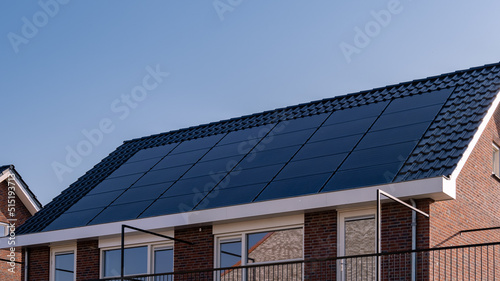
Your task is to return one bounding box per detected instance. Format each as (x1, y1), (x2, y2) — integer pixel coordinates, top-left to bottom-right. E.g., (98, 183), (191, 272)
(93, 241), (500, 281)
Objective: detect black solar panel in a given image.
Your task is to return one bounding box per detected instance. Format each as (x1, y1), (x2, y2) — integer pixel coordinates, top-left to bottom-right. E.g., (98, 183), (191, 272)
(89, 201), (154, 225)
(87, 174), (144, 195)
(323, 101), (388, 125)
(112, 183), (171, 205)
(255, 173), (331, 201)
(66, 190), (123, 213)
(195, 184), (265, 210)
(43, 88), (454, 231)
(321, 162), (403, 192)
(126, 144), (177, 163)
(43, 208), (103, 231)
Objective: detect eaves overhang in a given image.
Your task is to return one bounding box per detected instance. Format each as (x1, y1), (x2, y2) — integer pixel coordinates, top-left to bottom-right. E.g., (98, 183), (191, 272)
(8, 176), (454, 248)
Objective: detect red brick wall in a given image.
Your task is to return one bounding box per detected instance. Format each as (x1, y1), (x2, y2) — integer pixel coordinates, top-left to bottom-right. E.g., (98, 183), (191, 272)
(26, 246), (50, 281)
(304, 210), (337, 281)
(429, 106), (500, 247)
(76, 240), (99, 281)
(174, 225), (213, 272)
(304, 210), (337, 259)
(0, 177), (34, 281)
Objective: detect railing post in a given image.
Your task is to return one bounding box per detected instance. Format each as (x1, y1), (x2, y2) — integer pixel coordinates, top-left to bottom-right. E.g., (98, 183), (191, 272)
(120, 225), (125, 281)
(376, 189), (381, 281)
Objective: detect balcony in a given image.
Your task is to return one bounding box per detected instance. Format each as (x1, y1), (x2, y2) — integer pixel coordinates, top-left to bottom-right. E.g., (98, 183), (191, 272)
(93, 241), (500, 281)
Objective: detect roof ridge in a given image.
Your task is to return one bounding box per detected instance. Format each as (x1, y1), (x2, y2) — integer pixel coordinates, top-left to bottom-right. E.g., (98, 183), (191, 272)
(125, 61), (500, 145)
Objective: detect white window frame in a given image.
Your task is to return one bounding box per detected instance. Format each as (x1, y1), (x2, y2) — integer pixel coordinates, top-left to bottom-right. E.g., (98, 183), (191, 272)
(337, 208), (377, 281)
(151, 244), (174, 275)
(493, 143), (500, 177)
(100, 242), (174, 279)
(50, 244), (76, 281)
(214, 225), (304, 269)
(0, 222), (9, 237)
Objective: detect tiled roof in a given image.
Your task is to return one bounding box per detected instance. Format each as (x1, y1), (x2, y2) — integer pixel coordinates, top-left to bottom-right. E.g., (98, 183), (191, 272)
(18, 62), (500, 234)
(0, 165), (11, 173)
(1, 165), (43, 210)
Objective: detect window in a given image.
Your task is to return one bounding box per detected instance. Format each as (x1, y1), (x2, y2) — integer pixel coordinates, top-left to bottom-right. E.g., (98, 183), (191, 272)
(216, 228), (303, 276)
(51, 246), (76, 281)
(55, 253), (75, 281)
(102, 244), (173, 278)
(493, 144), (499, 177)
(338, 209), (376, 281)
(103, 246), (148, 277)
(153, 247), (174, 274)
(0, 222), (8, 237)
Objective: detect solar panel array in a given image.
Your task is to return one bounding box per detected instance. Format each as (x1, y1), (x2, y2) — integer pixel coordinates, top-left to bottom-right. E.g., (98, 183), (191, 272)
(44, 88), (453, 231)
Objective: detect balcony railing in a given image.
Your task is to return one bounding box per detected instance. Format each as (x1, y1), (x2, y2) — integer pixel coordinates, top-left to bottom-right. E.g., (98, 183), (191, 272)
(93, 241), (499, 281)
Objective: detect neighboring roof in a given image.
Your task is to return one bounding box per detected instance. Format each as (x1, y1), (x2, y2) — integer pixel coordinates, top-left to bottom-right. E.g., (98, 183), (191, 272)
(0, 165), (43, 213)
(18, 62), (500, 235)
(0, 165), (11, 173)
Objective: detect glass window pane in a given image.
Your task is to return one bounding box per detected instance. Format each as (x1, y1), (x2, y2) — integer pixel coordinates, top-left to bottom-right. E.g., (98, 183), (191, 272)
(220, 240), (242, 268)
(55, 252), (74, 281)
(246, 228), (303, 264)
(154, 248), (174, 274)
(104, 246), (148, 277)
(344, 217), (376, 280)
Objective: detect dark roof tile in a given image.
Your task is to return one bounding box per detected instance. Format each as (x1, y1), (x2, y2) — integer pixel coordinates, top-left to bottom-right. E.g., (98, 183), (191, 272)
(18, 61), (500, 234)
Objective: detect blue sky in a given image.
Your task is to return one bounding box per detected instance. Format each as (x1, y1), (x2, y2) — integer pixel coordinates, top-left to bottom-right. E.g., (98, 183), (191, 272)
(2, 0), (500, 205)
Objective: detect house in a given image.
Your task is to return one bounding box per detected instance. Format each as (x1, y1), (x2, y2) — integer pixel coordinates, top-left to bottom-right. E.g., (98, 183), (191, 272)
(8, 62), (500, 280)
(0, 165), (42, 281)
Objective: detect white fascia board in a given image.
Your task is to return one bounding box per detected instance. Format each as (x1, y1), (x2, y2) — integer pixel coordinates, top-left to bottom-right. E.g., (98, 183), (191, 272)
(450, 89), (500, 181)
(0, 168), (41, 215)
(10, 176), (454, 248)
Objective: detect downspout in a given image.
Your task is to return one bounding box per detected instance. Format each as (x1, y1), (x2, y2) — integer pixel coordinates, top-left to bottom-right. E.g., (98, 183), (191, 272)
(24, 248), (28, 281)
(410, 199), (417, 281)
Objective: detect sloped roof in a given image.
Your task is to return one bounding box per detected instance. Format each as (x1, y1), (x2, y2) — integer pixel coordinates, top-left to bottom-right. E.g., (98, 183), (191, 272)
(18, 62), (500, 234)
(0, 165), (11, 173)
(1, 164), (42, 211)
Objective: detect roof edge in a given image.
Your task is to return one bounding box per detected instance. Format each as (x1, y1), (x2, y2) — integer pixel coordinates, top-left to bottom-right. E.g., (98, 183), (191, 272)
(124, 61), (500, 145)
(449, 88), (500, 181)
(11, 176), (453, 247)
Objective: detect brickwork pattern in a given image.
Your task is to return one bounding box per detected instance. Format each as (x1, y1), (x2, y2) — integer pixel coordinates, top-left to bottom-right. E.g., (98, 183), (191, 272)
(174, 226), (214, 272)
(430, 106), (500, 247)
(26, 246), (50, 281)
(76, 240), (100, 281)
(0, 179), (33, 281)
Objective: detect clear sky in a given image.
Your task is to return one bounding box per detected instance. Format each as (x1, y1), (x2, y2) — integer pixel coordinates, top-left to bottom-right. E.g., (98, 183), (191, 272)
(2, 0), (500, 205)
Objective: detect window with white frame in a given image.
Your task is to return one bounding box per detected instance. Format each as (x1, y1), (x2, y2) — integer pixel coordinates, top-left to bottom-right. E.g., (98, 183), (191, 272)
(493, 144), (500, 176)
(216, 227), (303, 268)
(102, 244), (173, 278)
(0, 222), (8, 237)
(51, 246), (76, 281)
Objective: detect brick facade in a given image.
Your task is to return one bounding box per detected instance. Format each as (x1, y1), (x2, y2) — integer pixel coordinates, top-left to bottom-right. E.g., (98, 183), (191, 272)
(174, 225), (214, 272)
(304, 210), (337, 280)
(429, 107), (500, 247)
(0, 178), (34, 281)
(76, 240), (100, 281)
(26, 246), (50, 281)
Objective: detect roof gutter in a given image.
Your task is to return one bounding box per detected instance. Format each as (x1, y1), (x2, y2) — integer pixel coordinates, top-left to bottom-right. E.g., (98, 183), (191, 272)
(7, 176), (454, 248)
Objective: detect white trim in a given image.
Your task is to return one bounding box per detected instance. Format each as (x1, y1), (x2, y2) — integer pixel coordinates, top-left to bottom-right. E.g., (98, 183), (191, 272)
(50, 243), (76, 281)
(151, 245), (174, 274)
(450, 89), (500, 181)
(100, 241), (173, 279)
(12, 176), (453, 247)
(213, 214), (303, 235)
(214, 225), (304, 269)
(99, 229), (174, 248)
(0, 168), (41, 215)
